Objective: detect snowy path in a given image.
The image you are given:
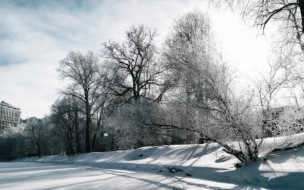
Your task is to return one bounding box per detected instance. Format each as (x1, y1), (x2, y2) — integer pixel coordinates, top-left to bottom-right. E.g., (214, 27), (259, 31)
(0, 162), (216, 190)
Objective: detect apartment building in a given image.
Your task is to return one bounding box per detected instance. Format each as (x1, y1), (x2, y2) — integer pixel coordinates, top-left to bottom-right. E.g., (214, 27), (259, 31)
(0, 101), (21, 133)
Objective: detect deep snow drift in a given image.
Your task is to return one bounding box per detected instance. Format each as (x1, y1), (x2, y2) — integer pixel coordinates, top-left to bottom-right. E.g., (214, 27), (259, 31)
(12, 133), (304, 189)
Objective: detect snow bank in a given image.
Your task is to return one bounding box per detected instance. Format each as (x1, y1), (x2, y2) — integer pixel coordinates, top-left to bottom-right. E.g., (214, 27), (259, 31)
(16, 143), (235, 169)
(14, 133), (304, 189)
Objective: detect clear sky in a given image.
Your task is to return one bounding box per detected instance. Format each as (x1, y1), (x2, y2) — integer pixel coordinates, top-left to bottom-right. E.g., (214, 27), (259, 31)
(0, 0), (271, 118)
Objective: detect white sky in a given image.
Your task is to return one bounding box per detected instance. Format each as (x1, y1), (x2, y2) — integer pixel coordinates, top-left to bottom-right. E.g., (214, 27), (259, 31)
(0, 0), (271, 118)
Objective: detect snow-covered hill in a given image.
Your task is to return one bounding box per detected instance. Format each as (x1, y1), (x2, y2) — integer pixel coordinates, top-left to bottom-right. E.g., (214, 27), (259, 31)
(13, 133), (304, 189)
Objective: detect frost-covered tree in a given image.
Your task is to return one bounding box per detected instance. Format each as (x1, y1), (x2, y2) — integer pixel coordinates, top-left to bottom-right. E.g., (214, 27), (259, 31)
(163, 11), (216, 141)
(24, 117), (49, 158)
(163, 11), (264, 163)
(112, 99), (166, 149)
(273, 107), (304, 136)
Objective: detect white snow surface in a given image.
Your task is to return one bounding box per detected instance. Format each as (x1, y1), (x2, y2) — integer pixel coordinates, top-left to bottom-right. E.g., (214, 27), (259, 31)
(4, 133), (304, 189)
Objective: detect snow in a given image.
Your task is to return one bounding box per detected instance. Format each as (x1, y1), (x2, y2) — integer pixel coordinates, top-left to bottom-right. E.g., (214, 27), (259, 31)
(0, 162), (174, 190)
(4, 133), (304, 189)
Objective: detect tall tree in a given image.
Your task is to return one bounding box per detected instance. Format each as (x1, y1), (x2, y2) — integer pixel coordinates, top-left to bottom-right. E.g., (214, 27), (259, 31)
(102, 25), (165, 103)
(163, 11), (264, 163)
(163, 11), (215, 138)
(102, 25), (170, 148)
(58, 51), (103, 153)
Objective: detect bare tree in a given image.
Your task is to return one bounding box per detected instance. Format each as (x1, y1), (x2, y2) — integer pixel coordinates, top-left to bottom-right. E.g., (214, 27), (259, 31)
(49, 97), (84, 156)
(24, 117), (48, 158)
(210, 0), (304, 53)
(91, 89), (113, 151)
(102, 25), (165, 103)
(58, 51), (104, 153)
(101, 25), (171, 148)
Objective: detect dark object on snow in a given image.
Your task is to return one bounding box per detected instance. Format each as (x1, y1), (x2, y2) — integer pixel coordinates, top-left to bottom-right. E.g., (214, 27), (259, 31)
(167, 167), (183, 173)
(138, 153), (143, 157)
(186, 173), (192, 176)
(234, 163), (242, 168)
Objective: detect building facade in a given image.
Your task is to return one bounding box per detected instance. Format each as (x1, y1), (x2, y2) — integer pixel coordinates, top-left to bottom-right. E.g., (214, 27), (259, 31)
(0, 101), (21, 133)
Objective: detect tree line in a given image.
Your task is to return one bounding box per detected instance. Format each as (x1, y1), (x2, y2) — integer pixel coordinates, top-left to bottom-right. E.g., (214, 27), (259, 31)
(2, 5), (304, 164)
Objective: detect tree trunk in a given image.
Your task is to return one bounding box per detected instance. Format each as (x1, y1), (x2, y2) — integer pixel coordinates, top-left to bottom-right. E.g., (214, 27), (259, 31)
(85, 116), (91, 153)
(85, 92), (91, 153)
(37, 142), (41, 158)
(74, 108), (81, 154)
(91, 133), (97, 152)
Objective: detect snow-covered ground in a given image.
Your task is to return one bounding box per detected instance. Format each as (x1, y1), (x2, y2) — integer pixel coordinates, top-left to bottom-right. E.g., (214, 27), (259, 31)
(0, 162), (182, 190)
(4, 134), (304, 189)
